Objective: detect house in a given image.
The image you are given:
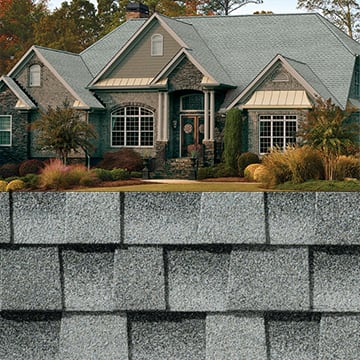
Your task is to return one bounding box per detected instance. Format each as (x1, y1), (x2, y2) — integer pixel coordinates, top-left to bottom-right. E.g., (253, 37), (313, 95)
(1, 3), (359, 169)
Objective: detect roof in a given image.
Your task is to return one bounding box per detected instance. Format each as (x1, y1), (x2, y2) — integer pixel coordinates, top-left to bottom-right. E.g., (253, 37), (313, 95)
(0, 191), (359, 358)
(0, 76), (37, 110)
(81, 13), (359, 109)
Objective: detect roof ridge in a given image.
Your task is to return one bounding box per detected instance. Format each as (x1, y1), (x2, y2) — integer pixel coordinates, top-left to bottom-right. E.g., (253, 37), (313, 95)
(314, 13), (360, 56)
(34, 45), (79, 57)
(175, 12), (318, 20)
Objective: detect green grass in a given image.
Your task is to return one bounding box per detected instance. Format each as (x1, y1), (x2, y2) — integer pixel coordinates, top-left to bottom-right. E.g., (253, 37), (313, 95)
(275, 180), (360, 191)
(74, 181), (263, 192)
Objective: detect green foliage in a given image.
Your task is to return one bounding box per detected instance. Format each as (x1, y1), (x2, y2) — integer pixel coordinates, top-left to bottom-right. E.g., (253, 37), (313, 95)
(237, 152), (260, 177)
(333, 155), (360, 180)
(92, 167), (130, 181)
(31, 101), (97, 165)
(298, 97), (359, 180)
(19, 159), (44, 176)
(97, 148), (143, 171)
(197, 166), (215, 180)
(0, 163), (19, 179)
(6, 179), (25, 191)
(21, 173), (40, 189)
(223, 108), (243, 171)
(276, 179), (360, 192)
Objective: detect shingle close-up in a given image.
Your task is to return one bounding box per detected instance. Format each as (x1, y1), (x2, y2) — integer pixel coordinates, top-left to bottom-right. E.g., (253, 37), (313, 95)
(0, 191), (359, 359)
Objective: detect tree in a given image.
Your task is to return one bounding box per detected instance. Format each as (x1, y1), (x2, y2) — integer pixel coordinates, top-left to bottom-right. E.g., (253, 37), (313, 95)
(34, 0), (100, 53)
(297, 0), (360, 39)
(223, 108), (243, 171)
(298, 97), (358, 180)
(0, 0), (47, 74)
(31, 101), (97, 165)
(205, 0), (263, 15)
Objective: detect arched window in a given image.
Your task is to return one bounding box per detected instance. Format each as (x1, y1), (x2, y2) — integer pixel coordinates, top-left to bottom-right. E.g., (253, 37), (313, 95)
(151, 34), (163, 56)
(111, 106), (154, 147)
(29, 64), (41, 87)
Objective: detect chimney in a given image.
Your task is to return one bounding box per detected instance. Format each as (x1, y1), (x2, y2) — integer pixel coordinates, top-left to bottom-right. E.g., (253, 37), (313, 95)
(126, 3), (149, 20)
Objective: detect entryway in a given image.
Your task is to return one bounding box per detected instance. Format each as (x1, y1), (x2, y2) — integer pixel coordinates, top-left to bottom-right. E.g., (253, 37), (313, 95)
(180, 115), (204, 157)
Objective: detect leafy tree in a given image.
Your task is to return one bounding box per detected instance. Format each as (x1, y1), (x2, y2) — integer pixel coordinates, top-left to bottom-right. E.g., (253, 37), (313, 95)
(204, 0), (264, 15)
(223, 108), (243, 171)
(34, 0), (100, 52)
(31, 101), (97, 165)
(297, 0), (360, 39)
(298, 97), (358, 180)
(0, 0), (47, 74)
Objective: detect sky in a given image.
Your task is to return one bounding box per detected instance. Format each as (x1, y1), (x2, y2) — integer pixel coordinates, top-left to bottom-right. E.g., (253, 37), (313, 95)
(48, 0), (307, 14)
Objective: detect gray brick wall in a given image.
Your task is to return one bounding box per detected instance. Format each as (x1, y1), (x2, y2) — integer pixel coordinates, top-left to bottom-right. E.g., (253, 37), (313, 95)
(0, 191), (359, 359)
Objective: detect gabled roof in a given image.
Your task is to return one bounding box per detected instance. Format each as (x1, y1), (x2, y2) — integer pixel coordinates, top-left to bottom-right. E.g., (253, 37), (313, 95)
(0, 76), (37, 110)
(228, 54), (338, 109)
(9, 46), (104, 110)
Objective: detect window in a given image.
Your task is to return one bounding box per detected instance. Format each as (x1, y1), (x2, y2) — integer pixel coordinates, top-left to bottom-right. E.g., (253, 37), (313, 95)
(151, 34), (163, 56)
(29, 64), (41, 87)
(259, 115), (297, 153)
(181, 94), (204, 111)
(111, 106), (154, 147)
(0, 115), (11, 146)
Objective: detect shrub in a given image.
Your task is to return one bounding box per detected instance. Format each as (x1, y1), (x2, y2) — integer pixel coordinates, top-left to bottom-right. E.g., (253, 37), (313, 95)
(0, 180), (8, 191)
(244, 163), (262, 181)
(6, 179), (25, 191)
(334, 155), (360, 180)
(110, 168), (131, 180)
(213, 163), (238, 177)
(92, 168), (113, 182)
(0, 163), (19, 179)
(130, 171), (143, 178)
(79, 173), (101, 187)
(253, 165), (273, 188)
(39, 159), (90, 189)
(96, 149), (143, 171)
(237, 152), (260, 177)
(19, 159), (44, 176)
(197, 166), (215, 180)
(22, 173), (40, 189)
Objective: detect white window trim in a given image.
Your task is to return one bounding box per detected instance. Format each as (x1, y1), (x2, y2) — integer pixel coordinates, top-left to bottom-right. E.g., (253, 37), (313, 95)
(29, 64), (41, 87)
(111, 106), (154, 148)
(259, 114), (297, 154)
(151, 34), (163, 57)
(0, 115), (12, 147)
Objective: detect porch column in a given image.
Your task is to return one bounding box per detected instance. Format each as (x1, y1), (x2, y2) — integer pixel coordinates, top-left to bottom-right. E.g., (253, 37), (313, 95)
(163, 92), (169, 141)
(157, 92), (163, 141)
(204, 90), (209, 141)
(210, 90), (215, 141)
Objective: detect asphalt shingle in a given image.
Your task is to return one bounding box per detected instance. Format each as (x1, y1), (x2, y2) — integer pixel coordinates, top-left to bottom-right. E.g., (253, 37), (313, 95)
(167, 247), (230, 311)
(268, 314), (320, 360)
(0, 192), (10, 243)
(130, 313), (206, 360)
(59, 313), (128, 360)
(0, 313), (61, 360)
(198, 193), (266, 243)
(206, 314), (267, 360)
(313, 248), (360, 312)
(228, 246), (310, 311)
(62, 248), (114, 311)
(124, 192), (201, 244)
(65, 193), (121, 243)
(315, 192), (360, 244)
(319, 315), (360, 360)
(12, 192), (66, 244)
(268, 192), (316, 244)
(1, 247), (62, 311)
(113, 246), (166, 310)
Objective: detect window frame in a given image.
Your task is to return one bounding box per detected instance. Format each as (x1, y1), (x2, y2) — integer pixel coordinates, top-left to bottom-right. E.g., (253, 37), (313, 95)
(259, 114), (297, 154)
(151, 34), (164, 57)
(111, 106), (154, 148)
(0, 115), (12, 147)
(29, 64), (41, 87)
(180, 93), (204, 112)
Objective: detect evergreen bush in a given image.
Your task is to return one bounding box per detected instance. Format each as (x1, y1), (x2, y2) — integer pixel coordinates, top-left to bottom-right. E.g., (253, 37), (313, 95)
(0, 163), (19, 179)
(96, 149), (143, 171)
(237, 152), (260, 177)
(19, 159), (44, 176)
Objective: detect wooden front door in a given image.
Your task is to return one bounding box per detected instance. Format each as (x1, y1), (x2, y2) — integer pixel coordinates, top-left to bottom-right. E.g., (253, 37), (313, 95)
(181, 115), (204, 157)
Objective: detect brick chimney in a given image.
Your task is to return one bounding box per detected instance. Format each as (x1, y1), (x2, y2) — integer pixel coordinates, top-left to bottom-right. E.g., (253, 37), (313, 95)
(126, 3), (149, 20)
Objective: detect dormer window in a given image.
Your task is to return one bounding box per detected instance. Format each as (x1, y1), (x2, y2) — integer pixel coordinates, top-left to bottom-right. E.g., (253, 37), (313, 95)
(151, 34), (163, 56)
(29, 64), (41, 87)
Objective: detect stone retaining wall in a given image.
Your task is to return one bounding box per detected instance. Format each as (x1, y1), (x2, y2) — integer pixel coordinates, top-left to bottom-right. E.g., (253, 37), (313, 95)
(0, 192), (359, 359)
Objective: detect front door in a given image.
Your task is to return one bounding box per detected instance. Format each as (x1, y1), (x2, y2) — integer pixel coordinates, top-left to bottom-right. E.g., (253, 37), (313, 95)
(181, 115), (204, 157)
